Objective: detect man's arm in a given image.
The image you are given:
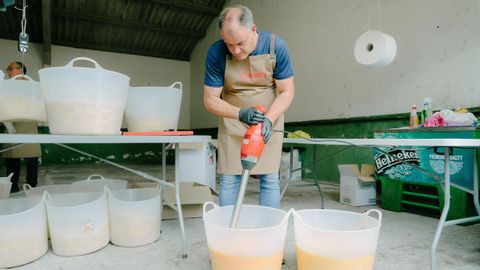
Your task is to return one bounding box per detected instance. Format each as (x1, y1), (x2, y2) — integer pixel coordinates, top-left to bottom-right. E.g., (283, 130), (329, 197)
(265, 76), (295, 124)
(204, 85), (241, 120)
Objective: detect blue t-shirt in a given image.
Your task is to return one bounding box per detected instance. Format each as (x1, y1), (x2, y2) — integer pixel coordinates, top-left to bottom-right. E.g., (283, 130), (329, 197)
(204, 31), (294, 87)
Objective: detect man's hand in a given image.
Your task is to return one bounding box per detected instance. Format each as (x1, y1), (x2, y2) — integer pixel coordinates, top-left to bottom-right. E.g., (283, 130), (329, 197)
(262, 118), (273, 143)
(238, 107), (265, 125)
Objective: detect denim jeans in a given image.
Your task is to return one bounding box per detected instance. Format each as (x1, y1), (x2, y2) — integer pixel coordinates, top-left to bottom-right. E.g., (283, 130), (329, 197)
(219, 173), (280, 208)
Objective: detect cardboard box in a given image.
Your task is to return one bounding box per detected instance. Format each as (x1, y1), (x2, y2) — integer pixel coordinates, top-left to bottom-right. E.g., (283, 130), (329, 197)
(133, 181), (217, 219)
(280, 150), (302, 181)
(177, 142), (217, 191)
(338, 164), (376, 206)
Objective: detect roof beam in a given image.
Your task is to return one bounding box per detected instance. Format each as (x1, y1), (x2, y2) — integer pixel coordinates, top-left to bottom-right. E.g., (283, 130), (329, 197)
(55, 40), (190, 61)
(42, 0), (52, 66)
(52, 8), (205, 38)
(148, 0), (222, 15)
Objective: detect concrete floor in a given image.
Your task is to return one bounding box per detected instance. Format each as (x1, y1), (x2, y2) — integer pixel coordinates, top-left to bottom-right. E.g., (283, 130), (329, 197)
(3, 164), (480, 270)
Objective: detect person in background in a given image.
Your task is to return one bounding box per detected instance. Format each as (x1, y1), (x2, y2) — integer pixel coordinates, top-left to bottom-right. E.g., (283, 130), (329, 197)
(203, 5), (295, 208)
(3, 61), (41, 193)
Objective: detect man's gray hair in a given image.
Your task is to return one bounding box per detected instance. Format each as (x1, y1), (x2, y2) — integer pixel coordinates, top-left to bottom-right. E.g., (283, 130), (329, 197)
(217, 5), (254, 30)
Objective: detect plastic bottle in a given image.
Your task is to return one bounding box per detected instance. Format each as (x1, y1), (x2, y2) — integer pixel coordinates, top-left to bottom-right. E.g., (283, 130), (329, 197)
(409, 104), (419, 128)
(423, 97), (432, 119)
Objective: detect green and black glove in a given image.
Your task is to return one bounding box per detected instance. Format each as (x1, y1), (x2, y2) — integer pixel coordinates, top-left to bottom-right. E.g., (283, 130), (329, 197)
(238, 107), (265, 125)
(262, 118), (273, 143)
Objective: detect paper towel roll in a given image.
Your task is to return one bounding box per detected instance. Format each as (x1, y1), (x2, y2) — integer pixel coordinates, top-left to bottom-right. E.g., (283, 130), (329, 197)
(354, 31), (397, 67)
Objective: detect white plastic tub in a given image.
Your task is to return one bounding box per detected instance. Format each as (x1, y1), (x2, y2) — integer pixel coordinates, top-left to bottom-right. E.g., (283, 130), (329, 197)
(292, 209), (382, 270)
(108, 187), (161, 247)
(125, 82), (182, 131)
(0, 75), (47, 123)
(71, 174), (128, 192)
(45, 191), (109, 256)
(0, 173), (13, 199)
(203, 202), (290, 270)
(0, 196), (48, 268)
(39, 57), (130, 135)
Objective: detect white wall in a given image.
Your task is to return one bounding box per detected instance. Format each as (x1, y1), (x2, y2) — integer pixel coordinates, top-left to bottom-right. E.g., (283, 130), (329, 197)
(190, 0), (480, 128)
(0, 39), (190, 129)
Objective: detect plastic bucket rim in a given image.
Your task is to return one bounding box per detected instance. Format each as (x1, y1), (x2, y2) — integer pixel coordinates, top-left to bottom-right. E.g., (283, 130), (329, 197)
(24, 184), (72, 195)
(293, 209), (381, 234)
(45, 191), (105, 209)
(203, 204), (290, 232)
(109, 188), (160, 204)
(38, 65), (130, 82)
(71, 179), (128, 186)
(129, 86), (182, 91)
(0, 196), (44, 217)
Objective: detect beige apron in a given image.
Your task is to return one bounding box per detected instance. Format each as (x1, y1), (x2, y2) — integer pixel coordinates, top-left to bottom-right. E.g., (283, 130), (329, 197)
(218, 33), (283, 175)
(3, 122), (41, 158)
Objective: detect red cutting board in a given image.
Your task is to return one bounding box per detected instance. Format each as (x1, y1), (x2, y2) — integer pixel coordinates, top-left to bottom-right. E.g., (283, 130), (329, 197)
(122, 130), (194, 136)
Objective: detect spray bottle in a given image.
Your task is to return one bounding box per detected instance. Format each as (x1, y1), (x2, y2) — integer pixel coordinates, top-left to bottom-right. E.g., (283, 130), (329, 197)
(421, 97), (432, 124)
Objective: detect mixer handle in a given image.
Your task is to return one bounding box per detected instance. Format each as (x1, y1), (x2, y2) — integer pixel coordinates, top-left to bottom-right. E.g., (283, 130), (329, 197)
(9, 74), (34, 81)
(170, 81), (182, 90)
(203, 202), (218, 215)
(65, 57), (104, 70)
(365, 209), (382, 224)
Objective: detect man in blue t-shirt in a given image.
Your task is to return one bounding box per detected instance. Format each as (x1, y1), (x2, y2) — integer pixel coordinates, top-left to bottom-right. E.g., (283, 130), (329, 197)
(203, 5), (295, 209)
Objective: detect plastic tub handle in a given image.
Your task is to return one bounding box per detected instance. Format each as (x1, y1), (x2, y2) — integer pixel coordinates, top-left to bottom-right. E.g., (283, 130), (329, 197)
(42, 191), (50, 202)
(43, 191), (52, 201)
(203, 202), (218, 215)
(23, 183), (32, 192)
(9, 74), (34, 81)
(170, 81), (182, 90)
(281, 209), (293, 223)
(65, 57), (104, 70)
(104, 185), (112, 196)
(365, 209), (382, 224)
(290, 208), (299, 217)
(0, 173), (13, 182)
(86, 174), (106, 181)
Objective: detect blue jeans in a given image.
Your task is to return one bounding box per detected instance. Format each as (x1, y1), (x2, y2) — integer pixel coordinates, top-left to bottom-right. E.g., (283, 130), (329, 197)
(219, 173), (280, 208)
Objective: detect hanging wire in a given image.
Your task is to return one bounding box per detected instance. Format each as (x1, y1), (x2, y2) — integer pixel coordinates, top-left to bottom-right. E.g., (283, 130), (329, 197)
(14, 0), (29, 56)
(377, 0), (382, 32)
(362, 0), (383, 34)
(14, 0), (28, 34)
(21, 0), (27, 35)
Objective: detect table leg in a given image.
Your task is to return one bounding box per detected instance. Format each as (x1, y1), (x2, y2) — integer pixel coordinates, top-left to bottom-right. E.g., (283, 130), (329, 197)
(159, 143), (166, 234)
(473, 150), (480, 215)
(280, 145), (294, 199)
(430, 147), (451, 270)
(312, 146), (325, 209)
(175, 143), (188, 258)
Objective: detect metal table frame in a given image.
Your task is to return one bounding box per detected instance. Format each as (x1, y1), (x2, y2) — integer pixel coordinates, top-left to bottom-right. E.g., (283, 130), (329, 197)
(0, 134), (211, 258)
(282, 138), (480, 270)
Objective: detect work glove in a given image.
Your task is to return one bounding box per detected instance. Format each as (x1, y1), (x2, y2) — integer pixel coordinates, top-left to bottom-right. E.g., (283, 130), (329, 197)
(262, 117), (273, 143)
(238, 107), (265, 125)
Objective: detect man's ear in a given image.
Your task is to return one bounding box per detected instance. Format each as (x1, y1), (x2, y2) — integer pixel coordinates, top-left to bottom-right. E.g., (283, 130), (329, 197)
(252, 24), (257, 32)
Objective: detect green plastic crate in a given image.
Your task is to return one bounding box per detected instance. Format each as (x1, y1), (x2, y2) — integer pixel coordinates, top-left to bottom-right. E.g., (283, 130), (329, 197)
(378, 176), (478, 221)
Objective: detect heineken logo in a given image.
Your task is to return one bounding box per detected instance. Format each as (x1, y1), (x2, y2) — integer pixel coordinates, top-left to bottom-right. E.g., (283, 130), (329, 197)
(374, 149), (420, 174)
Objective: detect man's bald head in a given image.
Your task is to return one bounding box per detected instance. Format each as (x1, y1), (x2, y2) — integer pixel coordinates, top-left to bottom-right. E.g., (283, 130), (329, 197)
(217, 5), (258, 61)
(218, 5), (254, 33)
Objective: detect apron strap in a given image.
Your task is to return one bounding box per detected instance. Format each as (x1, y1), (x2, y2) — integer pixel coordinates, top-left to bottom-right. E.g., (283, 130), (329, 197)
(270, 33), (276, 68)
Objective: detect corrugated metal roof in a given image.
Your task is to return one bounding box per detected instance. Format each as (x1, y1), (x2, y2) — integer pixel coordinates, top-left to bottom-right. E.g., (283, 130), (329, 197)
(0, 0), (225, 61)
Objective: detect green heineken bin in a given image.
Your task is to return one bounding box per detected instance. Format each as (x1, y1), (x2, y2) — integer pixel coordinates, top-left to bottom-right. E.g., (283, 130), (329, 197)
(378, 176), (477, 221)
(374, 127), (479, 221)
